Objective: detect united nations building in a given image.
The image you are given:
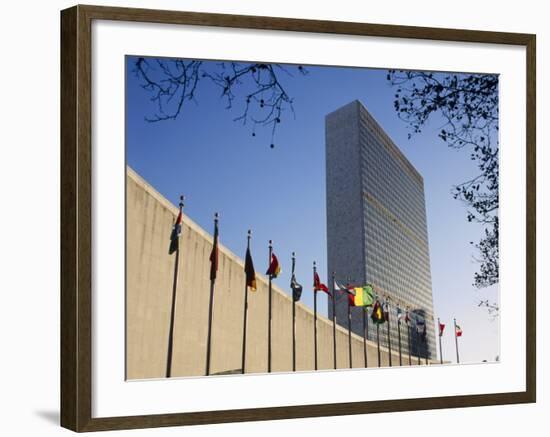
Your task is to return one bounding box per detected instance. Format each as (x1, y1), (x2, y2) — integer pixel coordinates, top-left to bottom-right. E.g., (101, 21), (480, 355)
(326, 100), (436, 360)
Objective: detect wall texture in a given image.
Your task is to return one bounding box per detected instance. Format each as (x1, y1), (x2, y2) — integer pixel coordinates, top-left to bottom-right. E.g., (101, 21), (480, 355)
(126, 167), (428, 379)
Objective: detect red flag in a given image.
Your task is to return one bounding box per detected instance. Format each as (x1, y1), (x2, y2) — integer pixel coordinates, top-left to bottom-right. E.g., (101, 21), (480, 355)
(313, 272), (330, 294)
(266, 253), (281, 278)
(439, 322), (445, 337)
(455, 324), (463, 337)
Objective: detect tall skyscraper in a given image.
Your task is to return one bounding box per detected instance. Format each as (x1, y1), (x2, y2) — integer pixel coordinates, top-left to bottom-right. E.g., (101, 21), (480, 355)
(326, 100), (436, 360)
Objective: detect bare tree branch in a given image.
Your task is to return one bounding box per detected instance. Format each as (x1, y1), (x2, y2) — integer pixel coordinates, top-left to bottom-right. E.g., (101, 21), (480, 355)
(133, 57), (308, 147)
(387, 70), (499, 306)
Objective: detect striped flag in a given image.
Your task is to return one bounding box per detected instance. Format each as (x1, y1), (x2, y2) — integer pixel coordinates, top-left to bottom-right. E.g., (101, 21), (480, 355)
(244, 246), (257, 291)
(334, 281), (353, 304)
(350, 285), (374, 307)
(266, 253), (281, 278)
(334, 281), (350, 294)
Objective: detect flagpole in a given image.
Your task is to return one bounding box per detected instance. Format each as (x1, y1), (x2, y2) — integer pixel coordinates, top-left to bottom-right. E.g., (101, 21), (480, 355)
(241, 230), (252, 374)
(416, 324), (421, 365)
(425, 339), (429, 366)
(438, 317), (443, 365)
(292, 252), (297, 372)
(313, 261), (318, 371)
(386, 297), (392, 367)
(166, 195), (184, 378)
(205, 213), (219, 376)
(347, 290), (353, 369)
(331, 272), (337, 370)
(454, 318), (460, 364)
(366, 306), (370, 367)
(397, 309), (402, 367)
(362, 307), (367, 368)
(376, 320), (381, 368)
(268, 240), (273, 373)
(407, 307), (412, 366)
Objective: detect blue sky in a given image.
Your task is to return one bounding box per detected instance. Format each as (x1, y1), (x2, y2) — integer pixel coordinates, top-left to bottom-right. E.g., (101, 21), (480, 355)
(126, 56), (499, 364)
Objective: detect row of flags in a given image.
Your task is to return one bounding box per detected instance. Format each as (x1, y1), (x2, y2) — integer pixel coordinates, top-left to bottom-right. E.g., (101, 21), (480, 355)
(205, 224), (464, 338)
(194, 217), (466, 340)
(167, 210), (464, 374)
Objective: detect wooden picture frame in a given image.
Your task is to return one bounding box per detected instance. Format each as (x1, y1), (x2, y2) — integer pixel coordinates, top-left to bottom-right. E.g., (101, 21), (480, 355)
(60, 4), (536, 432)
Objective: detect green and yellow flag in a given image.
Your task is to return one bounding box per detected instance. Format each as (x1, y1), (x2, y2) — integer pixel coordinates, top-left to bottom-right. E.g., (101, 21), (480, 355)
(353, 284), (375, 307)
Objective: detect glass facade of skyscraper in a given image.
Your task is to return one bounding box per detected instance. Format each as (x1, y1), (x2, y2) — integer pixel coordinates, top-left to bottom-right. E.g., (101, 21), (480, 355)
(326, 100), (436, 361)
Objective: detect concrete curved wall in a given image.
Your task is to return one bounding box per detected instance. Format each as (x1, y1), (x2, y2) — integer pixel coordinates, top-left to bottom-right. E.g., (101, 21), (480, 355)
(126, 167), (428, 380)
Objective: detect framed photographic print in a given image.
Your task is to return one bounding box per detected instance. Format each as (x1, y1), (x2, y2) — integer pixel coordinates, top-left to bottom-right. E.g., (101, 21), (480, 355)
(60, 4), (536, 432)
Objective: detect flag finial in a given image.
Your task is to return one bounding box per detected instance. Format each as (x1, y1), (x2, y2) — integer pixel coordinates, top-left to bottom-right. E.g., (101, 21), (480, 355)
(179, 195), (185, 209)
(214, 212), (219, 222)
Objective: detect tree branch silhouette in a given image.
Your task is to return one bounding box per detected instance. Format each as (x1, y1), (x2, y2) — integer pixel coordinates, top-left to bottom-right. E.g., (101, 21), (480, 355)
(387, 70), (499, 310)
(133, 58), (308, 147)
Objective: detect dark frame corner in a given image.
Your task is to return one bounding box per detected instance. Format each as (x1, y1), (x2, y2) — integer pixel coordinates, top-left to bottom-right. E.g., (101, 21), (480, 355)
(60, 4), (536, 432)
